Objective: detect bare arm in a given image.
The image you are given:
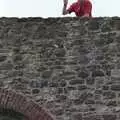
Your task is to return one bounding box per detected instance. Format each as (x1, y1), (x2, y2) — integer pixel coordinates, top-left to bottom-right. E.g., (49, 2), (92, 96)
(62, 4), (69, 15)
(62, 0), (69, 15)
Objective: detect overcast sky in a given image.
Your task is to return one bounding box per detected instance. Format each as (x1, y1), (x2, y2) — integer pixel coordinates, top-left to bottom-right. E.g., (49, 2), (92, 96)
(0, 0), (120, 18)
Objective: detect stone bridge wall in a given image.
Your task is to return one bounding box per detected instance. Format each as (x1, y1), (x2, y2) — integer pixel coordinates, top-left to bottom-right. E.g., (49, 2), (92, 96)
(0, 17), (120, 120)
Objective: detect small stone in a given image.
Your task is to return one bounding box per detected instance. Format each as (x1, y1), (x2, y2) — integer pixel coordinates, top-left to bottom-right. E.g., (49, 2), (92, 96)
(84, 114), (101, 120)
(111, 85), (120, 91)
(72, 113), (82, 120)
(54, 108), (64, 116)
(95, 90), (102, 94)
(67, 86), (76, 91)
(106, 70), (111, 76)
(92, 70), (104, 77)
(79, 92), (89, 104)
(102, 85), (109, 90)
(55, 48), (66, 57)
(88, 19), (100, 30)
(0, 62), (13, 70)
(57, 88), (63, 94)
(32, 89), (40, 94)
(0, 55), (7, 62)
(56, 95), (67, 101)
(78, 85), (87, 90)
(42, 70), (52, 79)
(101, 25), (112, 32)
(49, 82), (58, 87)
(73, 99), (83, 105)
(78, 71), (89, 78)
(106, 100), (117, 106)
(13, 55), (22, 62)
(85, 99), (95, 104)
(103, 91), (116, 99)
(103, 114), (116, 120)
(63, 71), (75, 76)
(111, 69), (120, 78)
(86, 78), (95, 85)
(69, 79), (84, 85)
(110, 18), (120, 30)
(59, 80), (67, 87)
(40, 80), (48, 88)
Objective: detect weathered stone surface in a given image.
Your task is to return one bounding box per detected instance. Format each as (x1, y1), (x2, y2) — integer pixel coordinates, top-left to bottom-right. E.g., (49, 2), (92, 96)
(102, 85), (109, 90)
(53, 108), (64, 116)
(78, 85), (87, 90)
(111, 69), (120, 78)
(42, 70), (53, 79)
(67, 86), (76, 91)
(106, 100), (117, 106)
(103, 91), (116, 99)
(1, 17), (120, 120)
(56, 95), (67, 101)
(78, 71), (89, 78)
(69, 79), (84, 85)
(49, 82), (59, 87)
(86, 78), (95, 85)
(85, 99), (95, 104)
(54, 48), (66, 57)
(30, 80), (48, 88)
(32, 88), (40, 94)
(0, 55), (7, 62)
(88, 19), (100, 30)
(72, 113), (82, 120)
(0, 62), (13, 70)
(92, 70), (105, 77)
(73, 99), (83, 105)
(59, 80), (67, 87)
(110, 17), (120, 30)
(103, 114), (116, 120)
(84, 115), (102, 120)
(56, 88), (63, 94)
(111, 85), (120, 91)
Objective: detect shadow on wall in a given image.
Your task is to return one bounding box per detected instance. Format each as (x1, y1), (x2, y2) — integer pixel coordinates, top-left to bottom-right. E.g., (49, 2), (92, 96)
(0, 108), (25, 120)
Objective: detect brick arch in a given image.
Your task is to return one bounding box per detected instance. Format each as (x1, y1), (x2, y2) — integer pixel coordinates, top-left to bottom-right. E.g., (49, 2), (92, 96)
(0, 88), (55, 120)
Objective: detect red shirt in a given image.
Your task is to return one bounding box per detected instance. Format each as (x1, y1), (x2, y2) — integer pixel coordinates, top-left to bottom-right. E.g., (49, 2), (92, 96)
(67, 0), (92, 17)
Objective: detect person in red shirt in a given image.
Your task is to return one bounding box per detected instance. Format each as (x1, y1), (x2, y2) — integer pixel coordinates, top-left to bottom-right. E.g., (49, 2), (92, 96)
(62, 0), (92, 17)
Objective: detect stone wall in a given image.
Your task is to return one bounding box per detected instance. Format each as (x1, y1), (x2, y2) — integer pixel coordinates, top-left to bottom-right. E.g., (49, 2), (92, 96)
(0, 17), (120, 120)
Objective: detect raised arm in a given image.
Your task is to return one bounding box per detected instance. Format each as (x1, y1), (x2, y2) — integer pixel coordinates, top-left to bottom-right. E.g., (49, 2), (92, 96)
(62, 0), (69, 15)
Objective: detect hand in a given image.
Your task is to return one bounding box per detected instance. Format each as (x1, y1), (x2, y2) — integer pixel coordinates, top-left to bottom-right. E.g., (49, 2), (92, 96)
(63, 0), (68, 6)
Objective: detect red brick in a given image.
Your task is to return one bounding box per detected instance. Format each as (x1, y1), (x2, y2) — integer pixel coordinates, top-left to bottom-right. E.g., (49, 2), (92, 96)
(0, 88), (54, 120)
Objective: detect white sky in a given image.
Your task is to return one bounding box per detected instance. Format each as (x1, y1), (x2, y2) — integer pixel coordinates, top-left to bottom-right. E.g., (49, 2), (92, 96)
(0, 0), (120, 18)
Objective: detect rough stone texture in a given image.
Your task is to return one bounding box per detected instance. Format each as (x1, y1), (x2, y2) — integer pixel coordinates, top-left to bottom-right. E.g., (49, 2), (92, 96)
(0, 17), (120, 120)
